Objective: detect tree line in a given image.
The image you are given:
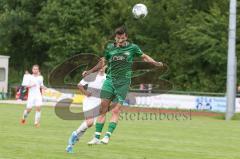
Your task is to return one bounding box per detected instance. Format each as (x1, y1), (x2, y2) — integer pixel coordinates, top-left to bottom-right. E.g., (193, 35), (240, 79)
(0, 0), (239, 92)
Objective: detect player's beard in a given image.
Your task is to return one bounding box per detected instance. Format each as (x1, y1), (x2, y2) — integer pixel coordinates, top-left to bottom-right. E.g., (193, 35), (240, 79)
(115, 37), (127, 47)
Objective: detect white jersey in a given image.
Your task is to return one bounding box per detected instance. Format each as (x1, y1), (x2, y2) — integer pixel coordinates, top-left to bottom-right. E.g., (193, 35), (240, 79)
(78, 72), (106, 90)
(27, 75), (44, 97)
(26, 75), (44, 108)
(78, 72), (106, 117)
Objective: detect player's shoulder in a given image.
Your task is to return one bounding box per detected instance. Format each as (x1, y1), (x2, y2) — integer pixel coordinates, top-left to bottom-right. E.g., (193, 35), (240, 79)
(129, 43), (140, 48)
(105, 42), (115, 50)
(38, 75), (44, 81)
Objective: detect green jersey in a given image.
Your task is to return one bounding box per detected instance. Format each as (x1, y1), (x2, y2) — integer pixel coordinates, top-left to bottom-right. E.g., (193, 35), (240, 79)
(104, 42), (143, 85)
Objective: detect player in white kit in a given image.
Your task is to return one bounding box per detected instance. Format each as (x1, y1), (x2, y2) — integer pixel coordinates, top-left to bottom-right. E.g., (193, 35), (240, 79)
(20, 65), (47, 128)
(66, 67), (106, 153)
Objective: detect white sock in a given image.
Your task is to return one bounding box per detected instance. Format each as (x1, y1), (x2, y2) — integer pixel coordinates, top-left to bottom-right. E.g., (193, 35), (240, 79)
(34, 111), (41, 124)
(76, 121), (88, 138)
(23, 110), (29, 119)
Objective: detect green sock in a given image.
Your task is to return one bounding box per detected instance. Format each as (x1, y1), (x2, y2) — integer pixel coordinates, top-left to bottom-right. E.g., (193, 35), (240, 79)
(95, 123), (104, 139)
(105, 122), (117, 138)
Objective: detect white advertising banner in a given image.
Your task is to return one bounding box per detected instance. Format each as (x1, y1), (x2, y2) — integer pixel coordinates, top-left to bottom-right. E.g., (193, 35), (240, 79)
(42, 89), (240, 113)
(135, 94), (196, 110)
(131, 93), (240, 113)
(235, 98), (240, 113)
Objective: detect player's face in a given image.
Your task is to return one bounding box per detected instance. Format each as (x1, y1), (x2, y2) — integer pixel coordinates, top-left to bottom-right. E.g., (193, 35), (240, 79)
(32, 66), (39, 75)
(115, 33), (128, 45)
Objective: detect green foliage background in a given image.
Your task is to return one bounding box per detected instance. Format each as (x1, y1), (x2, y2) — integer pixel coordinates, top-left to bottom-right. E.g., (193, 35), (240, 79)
(0, 0), (239, 92)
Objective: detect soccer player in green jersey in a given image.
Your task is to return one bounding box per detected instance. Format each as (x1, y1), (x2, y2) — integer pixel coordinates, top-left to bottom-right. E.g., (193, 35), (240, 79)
(82, 26), (163, 144)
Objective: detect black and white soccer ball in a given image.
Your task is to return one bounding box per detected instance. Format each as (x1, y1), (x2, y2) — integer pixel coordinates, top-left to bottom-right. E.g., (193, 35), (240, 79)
(132, 3), (148, 19)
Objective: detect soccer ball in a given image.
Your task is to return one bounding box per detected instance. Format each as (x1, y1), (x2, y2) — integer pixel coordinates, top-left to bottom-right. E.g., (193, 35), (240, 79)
(132, 3), (148, 19)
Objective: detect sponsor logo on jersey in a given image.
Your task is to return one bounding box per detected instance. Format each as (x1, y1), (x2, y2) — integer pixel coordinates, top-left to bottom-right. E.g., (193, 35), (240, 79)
(112, 56), (126, 61)
(124, 52), (130, 56)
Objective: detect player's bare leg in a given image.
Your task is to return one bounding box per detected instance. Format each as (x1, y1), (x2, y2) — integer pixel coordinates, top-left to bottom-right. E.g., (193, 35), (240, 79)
(88, 99), (110, 145)
(34, 106), (41, 128)
(101, 103), (121, 144)
(21, 108), (32, 124)
(110, 103), (121, 122)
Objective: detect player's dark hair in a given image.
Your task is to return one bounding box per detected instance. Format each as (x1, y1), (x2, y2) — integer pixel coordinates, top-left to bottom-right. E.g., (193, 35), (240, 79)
(115, 26), (127, 35)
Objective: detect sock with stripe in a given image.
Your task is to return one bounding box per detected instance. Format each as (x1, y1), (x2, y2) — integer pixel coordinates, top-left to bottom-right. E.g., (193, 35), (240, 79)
(105, 122), (117, 138)
(95, 122), (104, 139)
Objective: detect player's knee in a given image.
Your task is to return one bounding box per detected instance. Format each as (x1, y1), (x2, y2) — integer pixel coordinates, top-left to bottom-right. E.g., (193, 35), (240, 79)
(86, 119), (93, 127)
(112, 107), (121, 115)
(35, 107), (41, 112)
(98, 115), (106, 122)
(27, 108), (32, 113)
(86, 120), (94, 127)
(88, 123), (93, 127)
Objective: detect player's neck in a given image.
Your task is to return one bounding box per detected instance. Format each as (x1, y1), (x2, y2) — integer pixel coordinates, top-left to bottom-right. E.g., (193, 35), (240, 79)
(32, 74), (39, 77)
(97, 71), (104, 76)
(115, 41), (129, 47)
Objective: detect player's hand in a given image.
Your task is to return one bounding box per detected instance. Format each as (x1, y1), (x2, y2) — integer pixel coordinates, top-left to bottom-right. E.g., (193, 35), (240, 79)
(82, 70), (90, 77)
(41, 86), (47, 90)
(155, 62), (164, 67)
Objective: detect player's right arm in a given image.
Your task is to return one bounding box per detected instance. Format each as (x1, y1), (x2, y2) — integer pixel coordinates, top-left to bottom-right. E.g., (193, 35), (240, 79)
(40, 76), (48, 90)
(78, 85), (92, 97)
(82, 57), (106, 77)
(78, 84), (91, 97)
(82, 43), (112, 77)
(78, 78), (92, 97)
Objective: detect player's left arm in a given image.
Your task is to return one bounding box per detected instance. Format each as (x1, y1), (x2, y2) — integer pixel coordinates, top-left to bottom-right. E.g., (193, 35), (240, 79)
(141, 53), (164, 67)
(40, 77), (47, 90)
(41, 85), (47, 90)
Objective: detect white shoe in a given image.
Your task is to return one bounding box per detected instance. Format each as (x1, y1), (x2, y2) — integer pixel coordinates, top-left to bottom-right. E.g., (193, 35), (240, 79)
(88, 137), (101, 145)
(101, 136), (110, 144)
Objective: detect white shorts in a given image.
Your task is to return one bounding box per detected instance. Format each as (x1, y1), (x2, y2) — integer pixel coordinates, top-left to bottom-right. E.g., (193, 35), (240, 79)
(27, 96), (43, 109)
(83, 97), (101, 118)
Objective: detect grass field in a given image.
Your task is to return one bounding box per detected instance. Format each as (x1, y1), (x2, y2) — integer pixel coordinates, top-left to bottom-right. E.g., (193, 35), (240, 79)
(0, 104), (240, 159)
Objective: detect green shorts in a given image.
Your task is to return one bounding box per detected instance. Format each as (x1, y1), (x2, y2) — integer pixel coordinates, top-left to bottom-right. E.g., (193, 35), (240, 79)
(100, 79), (130, 105)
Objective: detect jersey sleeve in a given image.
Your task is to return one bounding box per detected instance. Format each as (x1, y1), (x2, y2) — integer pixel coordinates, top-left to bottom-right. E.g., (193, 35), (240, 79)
(40, 76), (44, 87)
(22, 75), (29, 86)
(78, 79), (88, 86)
(103, 43), (114, 60)
(134, 44), (143, 57)
(23, 75), (32, 86)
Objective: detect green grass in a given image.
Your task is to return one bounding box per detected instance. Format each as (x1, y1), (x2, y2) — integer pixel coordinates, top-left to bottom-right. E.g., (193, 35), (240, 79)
(0, 104), (240, 159)
(232, 113), (240, 120)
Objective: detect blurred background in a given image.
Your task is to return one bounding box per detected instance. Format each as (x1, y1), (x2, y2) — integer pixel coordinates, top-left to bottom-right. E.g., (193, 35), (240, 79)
(0, 0), (239, 92)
